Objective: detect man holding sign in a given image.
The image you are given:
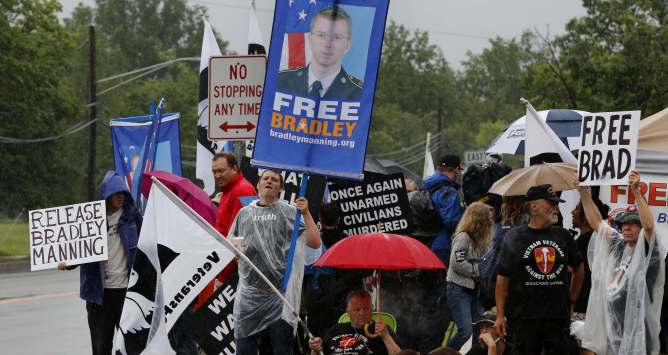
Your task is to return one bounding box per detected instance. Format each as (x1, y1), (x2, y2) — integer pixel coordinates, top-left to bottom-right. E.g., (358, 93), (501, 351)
(575, 171), (665, 355)
(229, 169), (321, 355)
(58, 171), (141, 355)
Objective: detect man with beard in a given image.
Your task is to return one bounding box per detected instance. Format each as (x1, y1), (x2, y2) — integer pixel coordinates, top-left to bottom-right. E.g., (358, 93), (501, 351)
(494, 184), (584, 355)
(229, 169), (321, 355)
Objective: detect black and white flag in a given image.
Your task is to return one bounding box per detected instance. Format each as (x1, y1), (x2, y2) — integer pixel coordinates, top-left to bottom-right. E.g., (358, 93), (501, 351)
(197, 19), (228, 195)
(113, 180), (235, 354)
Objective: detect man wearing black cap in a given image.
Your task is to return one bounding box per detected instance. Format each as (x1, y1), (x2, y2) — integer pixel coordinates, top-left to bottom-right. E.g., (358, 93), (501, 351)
(575, 170), (664, 355)
(466, 311), (508, 355)
(494, 184), (584, 355)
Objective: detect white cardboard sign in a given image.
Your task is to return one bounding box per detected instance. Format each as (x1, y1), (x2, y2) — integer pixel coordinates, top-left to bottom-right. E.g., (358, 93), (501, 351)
(208, 55), (266, 140)
(29, 201), (108, 271)
(577, 111), (640, 186)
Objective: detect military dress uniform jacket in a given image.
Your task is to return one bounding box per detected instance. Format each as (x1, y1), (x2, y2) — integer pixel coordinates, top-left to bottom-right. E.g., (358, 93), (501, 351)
(277, 65), (363, 100)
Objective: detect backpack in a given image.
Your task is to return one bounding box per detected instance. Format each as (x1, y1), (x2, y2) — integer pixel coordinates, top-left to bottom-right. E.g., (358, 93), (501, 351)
(409, 181), (447, 239)
(478, 223), (513, 309)
(462, 164), (492, 205)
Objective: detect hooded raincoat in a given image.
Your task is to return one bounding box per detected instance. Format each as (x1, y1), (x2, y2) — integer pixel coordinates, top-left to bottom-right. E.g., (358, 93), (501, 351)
(79, 171), (140, 305)
(579, 222), (665, 355)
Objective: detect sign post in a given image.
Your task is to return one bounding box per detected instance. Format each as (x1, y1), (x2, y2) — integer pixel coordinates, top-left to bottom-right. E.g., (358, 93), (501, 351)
(208, 55), (266, 141)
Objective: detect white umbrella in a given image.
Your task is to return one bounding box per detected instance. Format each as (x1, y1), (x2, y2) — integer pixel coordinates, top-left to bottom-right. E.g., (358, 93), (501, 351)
(486, 109), (590, 155)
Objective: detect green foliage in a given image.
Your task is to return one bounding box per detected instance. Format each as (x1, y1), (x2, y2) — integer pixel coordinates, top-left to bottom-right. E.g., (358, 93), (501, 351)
(0, 219), (29, 256)
(0, 0), (83, 213)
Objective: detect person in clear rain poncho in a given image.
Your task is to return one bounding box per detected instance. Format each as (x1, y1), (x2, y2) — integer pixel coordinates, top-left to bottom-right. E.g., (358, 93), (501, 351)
(228, 169), (321, 355)
(575, 170), (665, 355)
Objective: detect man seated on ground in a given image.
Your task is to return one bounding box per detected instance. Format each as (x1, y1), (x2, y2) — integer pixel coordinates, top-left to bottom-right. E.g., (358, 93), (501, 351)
(466, 311), (508, 355)
(308, 290), (401, 355)
(575, 170), (665, 355)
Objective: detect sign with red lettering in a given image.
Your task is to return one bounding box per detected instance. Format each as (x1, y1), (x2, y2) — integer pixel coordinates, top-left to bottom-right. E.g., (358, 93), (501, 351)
(577, 111), (640, 186)
(208, 55), (266, 140)
(600, 173), (668, 247)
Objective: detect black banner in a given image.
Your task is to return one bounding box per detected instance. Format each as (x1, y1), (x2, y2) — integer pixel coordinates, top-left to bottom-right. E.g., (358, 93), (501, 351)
(192, 273), (239, 355)
(329, 172), (412, 235)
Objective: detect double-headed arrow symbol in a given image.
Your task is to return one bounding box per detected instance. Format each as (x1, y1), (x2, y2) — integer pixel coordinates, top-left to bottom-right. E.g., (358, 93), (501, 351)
(219, 121), (256, 132)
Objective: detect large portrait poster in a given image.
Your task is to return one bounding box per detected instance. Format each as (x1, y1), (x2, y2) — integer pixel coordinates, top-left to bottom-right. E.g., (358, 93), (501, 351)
(252, 0), (390, 179)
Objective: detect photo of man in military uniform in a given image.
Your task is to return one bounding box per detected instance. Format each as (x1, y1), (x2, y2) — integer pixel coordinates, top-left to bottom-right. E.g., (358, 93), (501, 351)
(278, 6), (363, 100)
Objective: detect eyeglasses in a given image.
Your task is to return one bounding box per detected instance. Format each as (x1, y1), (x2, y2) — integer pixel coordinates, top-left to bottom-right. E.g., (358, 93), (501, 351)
(312, 31), (348, 42)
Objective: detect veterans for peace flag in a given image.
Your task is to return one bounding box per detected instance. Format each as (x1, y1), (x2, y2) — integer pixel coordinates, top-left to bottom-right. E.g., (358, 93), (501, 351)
(252, 0), (390, 179)
(113, 179), (234, 355)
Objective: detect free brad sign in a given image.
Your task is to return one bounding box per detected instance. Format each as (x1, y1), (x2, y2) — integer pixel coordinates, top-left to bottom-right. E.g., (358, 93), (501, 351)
(208, 55), (266, 140)
(577, 111), (641, 186)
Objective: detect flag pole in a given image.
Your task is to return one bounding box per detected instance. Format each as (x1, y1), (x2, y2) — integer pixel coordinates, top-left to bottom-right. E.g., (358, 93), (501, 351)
(149, 177), (322, 345)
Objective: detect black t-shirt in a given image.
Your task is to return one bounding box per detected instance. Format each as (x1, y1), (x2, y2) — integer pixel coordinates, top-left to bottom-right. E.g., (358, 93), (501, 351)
(574, 230), (593, 313)
(497, 225), (583, 320)
(323, 322), (397, 355)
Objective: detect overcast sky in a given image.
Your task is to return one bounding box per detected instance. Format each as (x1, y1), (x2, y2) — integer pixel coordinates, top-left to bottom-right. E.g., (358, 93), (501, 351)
(59, 0), (586, 70)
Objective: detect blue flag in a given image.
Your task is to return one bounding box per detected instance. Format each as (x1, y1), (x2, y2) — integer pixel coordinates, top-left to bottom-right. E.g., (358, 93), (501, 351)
(110, 112), (182, 204)
(252, 0), (390, 180)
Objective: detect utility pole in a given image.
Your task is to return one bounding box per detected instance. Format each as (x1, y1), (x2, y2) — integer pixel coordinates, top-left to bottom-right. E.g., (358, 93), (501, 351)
(87, 25), (97, 200)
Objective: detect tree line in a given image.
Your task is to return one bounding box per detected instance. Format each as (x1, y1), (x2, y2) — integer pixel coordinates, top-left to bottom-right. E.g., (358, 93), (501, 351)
(2, 0), (668, 215)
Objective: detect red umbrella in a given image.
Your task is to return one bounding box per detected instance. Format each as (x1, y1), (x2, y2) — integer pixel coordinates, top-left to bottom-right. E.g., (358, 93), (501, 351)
(141, 171), (217, 224)
(314, 232), (445, 270)
(314, 232), (445, 321)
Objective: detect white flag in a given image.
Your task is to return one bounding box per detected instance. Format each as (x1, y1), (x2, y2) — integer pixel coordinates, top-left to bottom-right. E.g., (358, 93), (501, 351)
(197, 19), (227, 195)
(113, 180), (234, 354)
(524, 101), (579, 228)
(524, 103), (578, 167)
(423, 132), (435, 180)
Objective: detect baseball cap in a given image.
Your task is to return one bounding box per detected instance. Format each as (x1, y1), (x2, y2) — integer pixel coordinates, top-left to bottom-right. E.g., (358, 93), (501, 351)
(525, 184), (565, 203)
(614, 205), (641, 226)
(438, 154), (463, 170)
(472, 310), (496, 328)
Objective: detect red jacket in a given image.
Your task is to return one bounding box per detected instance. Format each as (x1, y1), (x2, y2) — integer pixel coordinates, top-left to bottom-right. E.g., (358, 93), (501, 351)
(196, 171), (256, 310)
(214, 171), (257, 236)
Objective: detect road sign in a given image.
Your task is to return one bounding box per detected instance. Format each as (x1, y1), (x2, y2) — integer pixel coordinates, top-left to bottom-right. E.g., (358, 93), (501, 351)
(464, 149), (487, 166)
(208, 55), (266, 140)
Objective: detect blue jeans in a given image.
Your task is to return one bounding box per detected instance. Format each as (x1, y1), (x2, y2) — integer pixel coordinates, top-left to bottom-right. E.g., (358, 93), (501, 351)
(446, 282), (483, 350)
(235, 319), (294, 355)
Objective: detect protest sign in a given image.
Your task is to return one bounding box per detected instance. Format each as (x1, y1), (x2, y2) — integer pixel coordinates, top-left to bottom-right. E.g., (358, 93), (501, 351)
(240, 157), (326, 220)
(600, 173), (668, 248)
(578, 111), (641, 186)
(252, 0), (390, 179)
(111, 113), (182, 196)
(208, 55), (266, 140)
(29, 201), (107, 271)
(329, 172), (412, 235)
(192, 273), (239, 355)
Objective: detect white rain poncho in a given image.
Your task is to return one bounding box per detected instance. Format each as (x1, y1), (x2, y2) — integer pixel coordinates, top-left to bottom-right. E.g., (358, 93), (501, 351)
(578, 222), (665, 355)
(229, 199), (306, 339)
